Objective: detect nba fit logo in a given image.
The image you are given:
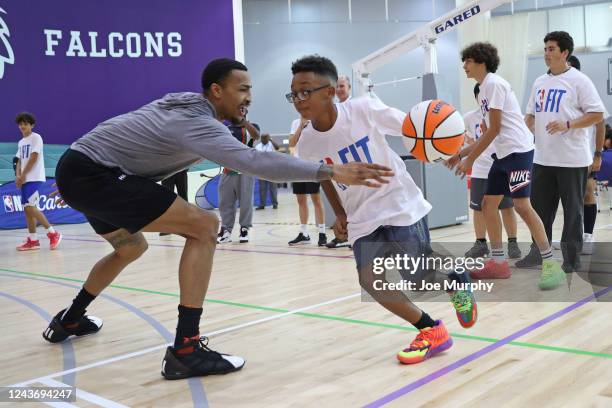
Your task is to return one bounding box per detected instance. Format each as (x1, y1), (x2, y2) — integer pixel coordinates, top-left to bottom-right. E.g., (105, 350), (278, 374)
(0, 6), (15, 80)
(479, 98), (490, 116)
(535, 88), (567, 113)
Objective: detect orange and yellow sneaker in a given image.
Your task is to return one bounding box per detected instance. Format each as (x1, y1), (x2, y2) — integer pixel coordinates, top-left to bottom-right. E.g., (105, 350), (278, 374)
(469, 259), (511, 279)
(397, 320), (453, 364)
(16, 237), (40, 251)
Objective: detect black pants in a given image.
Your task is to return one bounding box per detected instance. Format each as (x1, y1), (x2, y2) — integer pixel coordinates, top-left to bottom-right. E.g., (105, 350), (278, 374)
(161, 170), (188, 201)
(530, 164), (588, 266)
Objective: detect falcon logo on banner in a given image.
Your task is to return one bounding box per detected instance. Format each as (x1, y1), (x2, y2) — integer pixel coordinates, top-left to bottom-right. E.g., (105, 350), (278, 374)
(0, 6), (15, 80)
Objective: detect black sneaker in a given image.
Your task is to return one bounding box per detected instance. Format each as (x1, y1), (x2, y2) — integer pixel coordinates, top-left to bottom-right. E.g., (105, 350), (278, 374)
(515, 244), (542, 268)
(325, 237), (351, 249)
(255, 206), (265, 210)
(465, 240), (489, 258)
(161, 336), (245, 380)
(239, 227), (249, 243)
(507, 241), (522, 259)
(562, 259), (581, 273)
(272, 204), (278, 209)
(318, 233), (327, 247)
(288, 233), (310, 246)
(42, 309), (103, 343)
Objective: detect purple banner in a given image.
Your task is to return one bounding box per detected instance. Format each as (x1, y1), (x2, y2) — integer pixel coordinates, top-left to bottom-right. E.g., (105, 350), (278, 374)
(0, 0), (235, 144)
(0, 178), (87, 229)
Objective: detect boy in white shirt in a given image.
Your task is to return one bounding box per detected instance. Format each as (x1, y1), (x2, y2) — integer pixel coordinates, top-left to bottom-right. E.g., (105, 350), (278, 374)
(524, 33), (605, 272)
(463, 84), (521, 260)
(287, 117), (327, 246)
(14, 112), (62, 251)
(448, 42), (564, 290)
(289, 55), (477, 365)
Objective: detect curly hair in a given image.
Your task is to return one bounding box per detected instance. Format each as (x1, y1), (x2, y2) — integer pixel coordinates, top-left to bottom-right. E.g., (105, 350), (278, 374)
(15, 112), (36, 125)
(461, 42), (500, 73)
(291, 55), (338, 84)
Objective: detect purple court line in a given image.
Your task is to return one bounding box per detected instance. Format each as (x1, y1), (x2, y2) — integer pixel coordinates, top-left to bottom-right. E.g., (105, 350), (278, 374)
(363, 285), (612, 408)
(57, 236), (354, 259)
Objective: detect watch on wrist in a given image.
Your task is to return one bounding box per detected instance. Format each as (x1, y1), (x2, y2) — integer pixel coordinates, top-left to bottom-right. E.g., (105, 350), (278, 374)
(594, 151), (602, 158)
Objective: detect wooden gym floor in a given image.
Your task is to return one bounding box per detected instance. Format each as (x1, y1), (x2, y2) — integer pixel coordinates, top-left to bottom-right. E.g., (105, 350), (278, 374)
(1, 189), (611, 407)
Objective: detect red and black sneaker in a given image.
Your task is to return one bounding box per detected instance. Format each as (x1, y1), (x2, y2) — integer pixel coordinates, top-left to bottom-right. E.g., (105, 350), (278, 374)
(42, 309), (103, 343)
(161, 335), (245, 380)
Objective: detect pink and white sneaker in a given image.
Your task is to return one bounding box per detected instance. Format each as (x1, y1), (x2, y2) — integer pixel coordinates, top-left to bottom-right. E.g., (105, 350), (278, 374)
(47, 231), (62, 250)
(17, 238), (41, 251)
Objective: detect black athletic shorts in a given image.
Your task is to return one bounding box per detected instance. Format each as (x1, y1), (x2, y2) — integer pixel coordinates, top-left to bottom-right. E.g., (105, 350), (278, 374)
(55, 149), (177, 235)
(292, 182), (320, 195)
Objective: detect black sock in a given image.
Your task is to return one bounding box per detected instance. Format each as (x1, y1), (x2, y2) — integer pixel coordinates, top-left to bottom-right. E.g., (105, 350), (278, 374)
(584, 204), (597, 234)
(508, 237), (517, 243)
(175, 305), (203, 348)
(413, 311), (435, 330)
(61, 287), (96, 322)
(477, 238), (487, 243)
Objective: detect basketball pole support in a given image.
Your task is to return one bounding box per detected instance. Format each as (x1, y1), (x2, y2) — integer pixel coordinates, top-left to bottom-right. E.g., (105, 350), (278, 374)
(351, 0), (512, 99)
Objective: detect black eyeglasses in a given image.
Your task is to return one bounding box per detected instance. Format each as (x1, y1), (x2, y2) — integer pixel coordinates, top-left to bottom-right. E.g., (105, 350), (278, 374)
(285, 84), (331, 103)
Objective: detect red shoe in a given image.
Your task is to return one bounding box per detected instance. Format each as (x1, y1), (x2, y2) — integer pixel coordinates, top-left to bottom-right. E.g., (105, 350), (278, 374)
(469, 259), (511, 279)
(48, 231), (62, 250)
(17, 238), (41, 251)
(397, 320), (453, 364)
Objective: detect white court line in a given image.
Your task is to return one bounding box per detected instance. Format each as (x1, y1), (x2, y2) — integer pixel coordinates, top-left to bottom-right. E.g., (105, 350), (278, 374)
(39, 378), (129, 408)
(10, 292), (360, 388)
(40, 402), (76, 408)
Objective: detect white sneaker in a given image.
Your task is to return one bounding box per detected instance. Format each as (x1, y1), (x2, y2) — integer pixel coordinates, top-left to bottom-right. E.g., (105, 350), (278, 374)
(217, 228), (232, 244)
(552, 240), (561, 250)
(582, 233), (595, 255)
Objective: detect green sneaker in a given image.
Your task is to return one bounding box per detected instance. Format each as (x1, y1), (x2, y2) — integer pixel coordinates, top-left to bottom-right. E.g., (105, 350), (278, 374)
(450, 290), (478, 328)
(538, 259), (566, 290)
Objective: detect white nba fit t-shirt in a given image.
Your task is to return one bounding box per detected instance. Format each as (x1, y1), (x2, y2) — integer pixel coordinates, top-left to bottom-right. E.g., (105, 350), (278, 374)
(526, 67), (606, 167)
(17, 132), (46, 183)
(478, 73), (534, 160)
(587, 109), (610, 154)
(295, 97), (432, 244)
(463, 109), (494, 179)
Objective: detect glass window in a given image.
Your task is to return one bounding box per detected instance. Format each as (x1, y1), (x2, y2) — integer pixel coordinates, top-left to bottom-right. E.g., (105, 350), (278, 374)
(548, 6), (585, 49)
(527, 10), (548, 54)
(585, 2), (612, 48)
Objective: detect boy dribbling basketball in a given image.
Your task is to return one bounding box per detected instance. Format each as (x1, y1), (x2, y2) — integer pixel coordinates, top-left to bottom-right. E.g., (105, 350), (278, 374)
(289, 55), (477, 365)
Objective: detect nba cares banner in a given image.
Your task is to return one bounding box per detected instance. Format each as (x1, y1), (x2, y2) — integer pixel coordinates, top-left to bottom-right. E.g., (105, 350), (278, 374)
(0, 0), (235, 144)
(0, 179), (86, 229)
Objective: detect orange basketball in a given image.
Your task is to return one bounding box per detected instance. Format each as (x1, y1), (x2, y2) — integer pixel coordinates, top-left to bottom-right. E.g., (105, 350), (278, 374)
(402, 99), (465, 163)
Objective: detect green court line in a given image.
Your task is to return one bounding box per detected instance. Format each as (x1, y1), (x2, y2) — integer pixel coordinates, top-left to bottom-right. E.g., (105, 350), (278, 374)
(2, 267), (611, 360)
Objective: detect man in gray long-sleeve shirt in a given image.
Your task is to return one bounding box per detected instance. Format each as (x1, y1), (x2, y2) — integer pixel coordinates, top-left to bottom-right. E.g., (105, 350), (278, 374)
(42, 58), (394, 381)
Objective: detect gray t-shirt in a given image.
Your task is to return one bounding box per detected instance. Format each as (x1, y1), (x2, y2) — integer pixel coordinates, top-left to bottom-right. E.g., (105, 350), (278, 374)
(71, 92), (320, 182)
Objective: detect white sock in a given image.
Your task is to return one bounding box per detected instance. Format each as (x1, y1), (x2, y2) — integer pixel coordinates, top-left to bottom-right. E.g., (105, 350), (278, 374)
(300, 224), (309, 235)
(491, 248), (505, 263)
(47, 226), (55, 234)
(318, 224), (326, 234)
(29, 233), (38, 241)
